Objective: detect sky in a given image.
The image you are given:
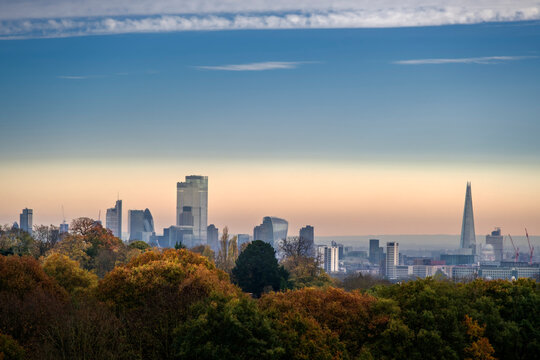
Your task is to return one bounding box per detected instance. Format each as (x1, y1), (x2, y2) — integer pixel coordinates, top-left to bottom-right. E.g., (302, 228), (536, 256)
(1, 1), (539, 238)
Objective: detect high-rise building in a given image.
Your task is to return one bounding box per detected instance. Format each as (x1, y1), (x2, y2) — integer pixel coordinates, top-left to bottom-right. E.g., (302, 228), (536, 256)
(460, 182), (476, 255)
(237, 234), (251, 249)
(177, 176), (208, 245)
(253, 216), (288, 249)
(106, 200), (122, 238)
(129, 208), (154, 242)
(486, 228), (504, 262)
(317, 245), (339, 273)
(369, 239), (381, 264)
(299, 225), (315, 257)
(59, 222), (69, 234)
(19, 208), (33, 235)
(207, 224), (219, 252)
(386, 242), (399, 280)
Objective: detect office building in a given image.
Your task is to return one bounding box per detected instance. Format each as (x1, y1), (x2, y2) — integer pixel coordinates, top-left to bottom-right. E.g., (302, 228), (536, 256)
(129, 208), (154, 242)
(177, 175), (208, 245)
(207, 224), (219, 252)
(106, 200), (122, 238)
(253, 216), (288, 249)
(318, 245), (339, 273)
(369, 239), (386, 265)
(386, 242), (399, 280)
(59, 222), (69, 234)
(486, 228), (504, 262)
(299, 225), (315, 256)
(237, 234), (251, 249)
(460, 182), (476, 256)
(19, 208), (33, 235)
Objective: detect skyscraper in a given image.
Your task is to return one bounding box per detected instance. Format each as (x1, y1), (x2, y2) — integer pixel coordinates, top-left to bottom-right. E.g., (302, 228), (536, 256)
(253, 216), (288, 249)
(369, 239), (381, 264)
(177, 175), (208, 245)
(317, 245), (339, 273)
(19, 208), (33, 235)
(207, 224), (219, 252)
(386, 242), (399, 280)
(299, 225), (315, 257)
(106, 199), (122, 238)
(460, 182), (476, 255)
(129, 208), (154, 242)
(486, 228), (503, 261)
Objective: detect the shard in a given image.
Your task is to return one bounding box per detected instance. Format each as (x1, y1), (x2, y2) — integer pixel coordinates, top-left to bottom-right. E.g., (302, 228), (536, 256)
(460, 182), (476, 255)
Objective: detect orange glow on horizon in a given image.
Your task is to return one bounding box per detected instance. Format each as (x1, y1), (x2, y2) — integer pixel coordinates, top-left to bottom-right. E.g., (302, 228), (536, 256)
(1, 159), (539, 237)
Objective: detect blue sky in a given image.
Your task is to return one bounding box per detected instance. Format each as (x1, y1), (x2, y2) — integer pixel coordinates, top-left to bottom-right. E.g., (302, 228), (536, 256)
(1, 22), (539, 164)
(1, 1), (540, 235)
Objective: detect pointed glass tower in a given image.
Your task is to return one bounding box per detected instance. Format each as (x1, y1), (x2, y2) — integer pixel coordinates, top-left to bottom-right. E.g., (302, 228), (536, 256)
(460, 182), (476, 255)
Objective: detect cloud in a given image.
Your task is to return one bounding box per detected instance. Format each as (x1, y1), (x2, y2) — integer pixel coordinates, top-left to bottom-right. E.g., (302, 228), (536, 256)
(196, 61), (309, 71)
(394, 55), (538, 64)
(57, 75), (90, 79)
(0, 1), (539, 39)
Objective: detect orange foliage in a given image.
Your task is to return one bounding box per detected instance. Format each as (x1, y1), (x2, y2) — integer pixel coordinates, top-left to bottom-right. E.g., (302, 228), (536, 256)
(98, 248), (238, 311)
(464, 315), (497, 360)
(260, 287), (386, 357)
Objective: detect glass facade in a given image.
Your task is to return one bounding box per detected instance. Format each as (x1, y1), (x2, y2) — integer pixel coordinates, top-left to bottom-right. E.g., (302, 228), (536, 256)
(106, 200), (122, 238)
(177, 175), (208, 246)
(253, 216), (288, 249)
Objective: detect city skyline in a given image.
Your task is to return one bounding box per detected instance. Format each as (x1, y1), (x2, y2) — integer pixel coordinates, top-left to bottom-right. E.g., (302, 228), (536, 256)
(2, 174), (538, 238)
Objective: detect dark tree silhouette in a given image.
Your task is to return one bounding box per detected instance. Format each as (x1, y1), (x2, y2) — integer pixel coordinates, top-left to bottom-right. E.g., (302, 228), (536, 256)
(232, 240), (288, 297)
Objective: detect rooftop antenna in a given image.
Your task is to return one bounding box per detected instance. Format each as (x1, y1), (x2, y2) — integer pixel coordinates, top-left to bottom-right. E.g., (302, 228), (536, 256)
(61, 205), (66, 224)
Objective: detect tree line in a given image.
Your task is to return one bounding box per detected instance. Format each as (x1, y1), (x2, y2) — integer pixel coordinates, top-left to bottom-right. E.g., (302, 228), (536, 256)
(0, 219), (539, 359)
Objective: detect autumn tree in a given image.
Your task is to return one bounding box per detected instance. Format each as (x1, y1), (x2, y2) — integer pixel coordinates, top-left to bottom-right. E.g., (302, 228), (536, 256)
(279, 236), (331, 289)
(232, 240), (289, 297)
(33, 225), (60, 257)
(42, 253), (98, 295)
(216, 227), (238, 273)
(98, 248), (239, 359)
(190, 244), (215, 261)
(463, 315), (496, 360)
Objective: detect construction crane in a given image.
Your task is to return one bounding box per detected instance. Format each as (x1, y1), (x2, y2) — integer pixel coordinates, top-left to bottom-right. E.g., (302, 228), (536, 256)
(525, 228), (534, 265)
(508, 234), (519, 263)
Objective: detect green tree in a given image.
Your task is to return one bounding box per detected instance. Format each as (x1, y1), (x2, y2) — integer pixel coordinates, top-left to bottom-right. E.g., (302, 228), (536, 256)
(0, 332), (25, 360)
(174, 294), (284, 360)
(128, 240), (150, 251)
(232, 240), (288, 297)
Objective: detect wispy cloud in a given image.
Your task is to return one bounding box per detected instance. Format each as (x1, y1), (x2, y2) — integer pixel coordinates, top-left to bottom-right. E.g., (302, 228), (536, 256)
(196, 61), (310, 71)
(394, 55), (537, 65)
(57, 75), (91, 79)
(1, 1), (540, 39)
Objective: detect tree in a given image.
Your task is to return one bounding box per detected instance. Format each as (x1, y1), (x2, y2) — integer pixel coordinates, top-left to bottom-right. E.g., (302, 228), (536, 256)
(129, 240), (150, 251)
(0, 332), (25, 360)
(232, 240), (288, 298)
(279, 236), (313, 259)
(174, 294), (284, 360)
(190, 245), (215, 261)
(97, 249), (239, 359)
(341, 273), (390, 291)
(42, 253), (98, 295)
(216, 227), (238, 273)
(279, 236), (331, 289)
(0, 228), (36, 257)
(463, 315), (496, 360)
(70, 217), (96, 236)
(33, 225), (60, 257)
